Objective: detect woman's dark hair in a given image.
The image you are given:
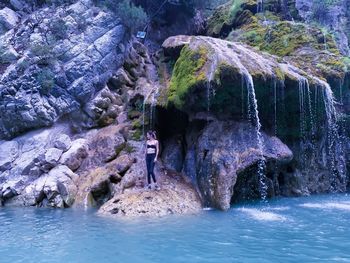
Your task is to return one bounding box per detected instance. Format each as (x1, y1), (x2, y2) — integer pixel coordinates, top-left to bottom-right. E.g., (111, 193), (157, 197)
(147, 130), (157, 140)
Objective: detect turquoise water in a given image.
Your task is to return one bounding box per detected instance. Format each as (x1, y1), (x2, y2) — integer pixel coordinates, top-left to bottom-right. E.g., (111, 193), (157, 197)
(1, 194), (350, 263)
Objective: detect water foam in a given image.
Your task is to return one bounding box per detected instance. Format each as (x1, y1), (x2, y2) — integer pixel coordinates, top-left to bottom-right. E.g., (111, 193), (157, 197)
(300, 202), (350, 211)
(239, 208), (287, 221)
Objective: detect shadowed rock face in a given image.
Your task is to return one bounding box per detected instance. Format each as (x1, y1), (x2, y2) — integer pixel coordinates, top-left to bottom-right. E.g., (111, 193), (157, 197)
(183, 121), (293, 210)
(0, 1), (126, 139)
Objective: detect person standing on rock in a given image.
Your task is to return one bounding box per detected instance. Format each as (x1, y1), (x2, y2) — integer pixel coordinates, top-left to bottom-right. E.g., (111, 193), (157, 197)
(145, 130), (160, 190)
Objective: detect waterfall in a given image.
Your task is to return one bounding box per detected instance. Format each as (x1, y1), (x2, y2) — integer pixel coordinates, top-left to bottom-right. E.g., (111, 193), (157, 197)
(244, 73), (267, 200)
(257, 0), (264, 13)
(298, 78), (315, 166)
(323, 31), (328, 51)
(320, 81), (346, 189)
(273, 79), (277, 136)
(207, 56), (217, 113)
(142, 90), (153, 138)
(339, 78), (344, 105)
(150, 84), (160, 129)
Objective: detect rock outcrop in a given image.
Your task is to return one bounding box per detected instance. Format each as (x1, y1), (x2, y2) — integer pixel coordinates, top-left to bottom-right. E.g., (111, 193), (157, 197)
(98, 170), (202, 217)
(0, 1), (126, 139)
(183, 121), (293, 210)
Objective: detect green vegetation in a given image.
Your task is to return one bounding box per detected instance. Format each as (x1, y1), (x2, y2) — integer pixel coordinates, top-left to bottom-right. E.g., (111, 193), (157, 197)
(168, 46), (208, 109)
(36, 68), (55, 95)
(50, 17), (68, 40)
(98, 0), (148, 32)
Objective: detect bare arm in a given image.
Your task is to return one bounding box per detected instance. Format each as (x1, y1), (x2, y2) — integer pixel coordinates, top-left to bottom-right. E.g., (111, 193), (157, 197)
(154, 140), (159, 162)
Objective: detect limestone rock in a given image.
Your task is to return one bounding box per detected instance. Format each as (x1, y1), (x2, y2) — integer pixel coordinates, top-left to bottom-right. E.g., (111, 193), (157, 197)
(85, 125), (125, 165)
(183, 121), (293, 210)
(22, 165), (78, 208)
(0, 1), (126, 139)
(0, 7), (19, 32)
(114, 154), (136, 174)
(161, 137), (184, 172)
(98, 171), (202, 218)
(59, 139), (88, 171)
(54, 134), (72, 152)
(0, 141), (19, 172)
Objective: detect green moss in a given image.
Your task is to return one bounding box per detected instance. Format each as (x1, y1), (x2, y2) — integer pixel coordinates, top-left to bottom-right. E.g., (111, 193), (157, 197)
(229, 0), (244, 19)
(115, 142), (126, 156)
(132, 119), (142, 129)
(275, 67), (285, 80)
(127, 110), (141, 119)
(206, 1), (233, 36)
(123, 143), (135, 154)
(131, 129), (142, 141)
(168, 46), (208, 109)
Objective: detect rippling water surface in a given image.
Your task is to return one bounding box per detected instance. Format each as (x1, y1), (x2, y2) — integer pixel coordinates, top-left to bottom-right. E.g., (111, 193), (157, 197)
(1, 194), (350, 263)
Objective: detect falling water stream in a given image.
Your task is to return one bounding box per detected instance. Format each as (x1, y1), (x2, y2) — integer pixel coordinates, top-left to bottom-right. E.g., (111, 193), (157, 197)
(142, 90), (153, 138)
(323, 31), (328, 51)
(257, 0), (264, 13)
(244, 73), (268, 200)
(320, 81), (346, 189)
(298, 77), (315, 166)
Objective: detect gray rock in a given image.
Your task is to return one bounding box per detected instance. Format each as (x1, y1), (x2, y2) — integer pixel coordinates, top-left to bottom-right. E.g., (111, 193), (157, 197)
(54, 134), (72, 152)
(0, 46), (19, 63)
(162, 137), (184, 172)
(44, 148), (63, 166)
(0, 140), (19, 171)
(84, 125), (125, 165)
(22, 165), (78, 208)
(59, 139), (88, 171)
(0, 2), (126, 139)
(114, 154), (136, 174)
(9, 0), (26, 11)
(0, 7), (19, 32)
(183, 121), (293, 210)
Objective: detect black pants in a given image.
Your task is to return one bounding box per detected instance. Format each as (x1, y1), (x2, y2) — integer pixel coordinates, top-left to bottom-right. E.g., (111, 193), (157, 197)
(146, 153), (157, 184)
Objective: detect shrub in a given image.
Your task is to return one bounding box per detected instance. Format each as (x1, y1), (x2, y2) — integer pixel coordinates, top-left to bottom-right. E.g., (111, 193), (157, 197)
(99, 0), (148, 32)
(36, 68), (55, 95)
(49, 17), (68, 40)
(29, 41), (56, 65)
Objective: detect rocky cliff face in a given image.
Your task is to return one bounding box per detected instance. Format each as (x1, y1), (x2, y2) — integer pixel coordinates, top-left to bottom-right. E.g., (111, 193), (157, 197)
(0, 0), (126, 139)
(0, 0), (350, 216)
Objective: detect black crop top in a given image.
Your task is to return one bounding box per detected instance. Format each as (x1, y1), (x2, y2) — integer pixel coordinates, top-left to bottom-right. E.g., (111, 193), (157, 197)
(147, 144), (156, 149)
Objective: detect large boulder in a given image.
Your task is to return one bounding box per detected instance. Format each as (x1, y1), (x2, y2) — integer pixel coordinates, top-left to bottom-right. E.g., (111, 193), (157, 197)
(19, 165), (78, 208)
(59, 139), (88, 171)
(183, 121), (293, 210)
(0, 7), (19, 33)
(54, 134), (72, 152)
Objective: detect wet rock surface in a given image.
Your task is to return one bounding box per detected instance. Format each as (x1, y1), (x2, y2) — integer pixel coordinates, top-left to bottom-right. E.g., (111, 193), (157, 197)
(183, 121), (293, 210)
(98, 170), (202, 218)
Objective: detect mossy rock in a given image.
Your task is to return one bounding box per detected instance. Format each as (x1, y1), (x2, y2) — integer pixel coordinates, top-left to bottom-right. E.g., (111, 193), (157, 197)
(168, 45), (209, 110)
(208, 0), (348, 81)
(206, 0), (257, 38)
(163, 35), (333, 141)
